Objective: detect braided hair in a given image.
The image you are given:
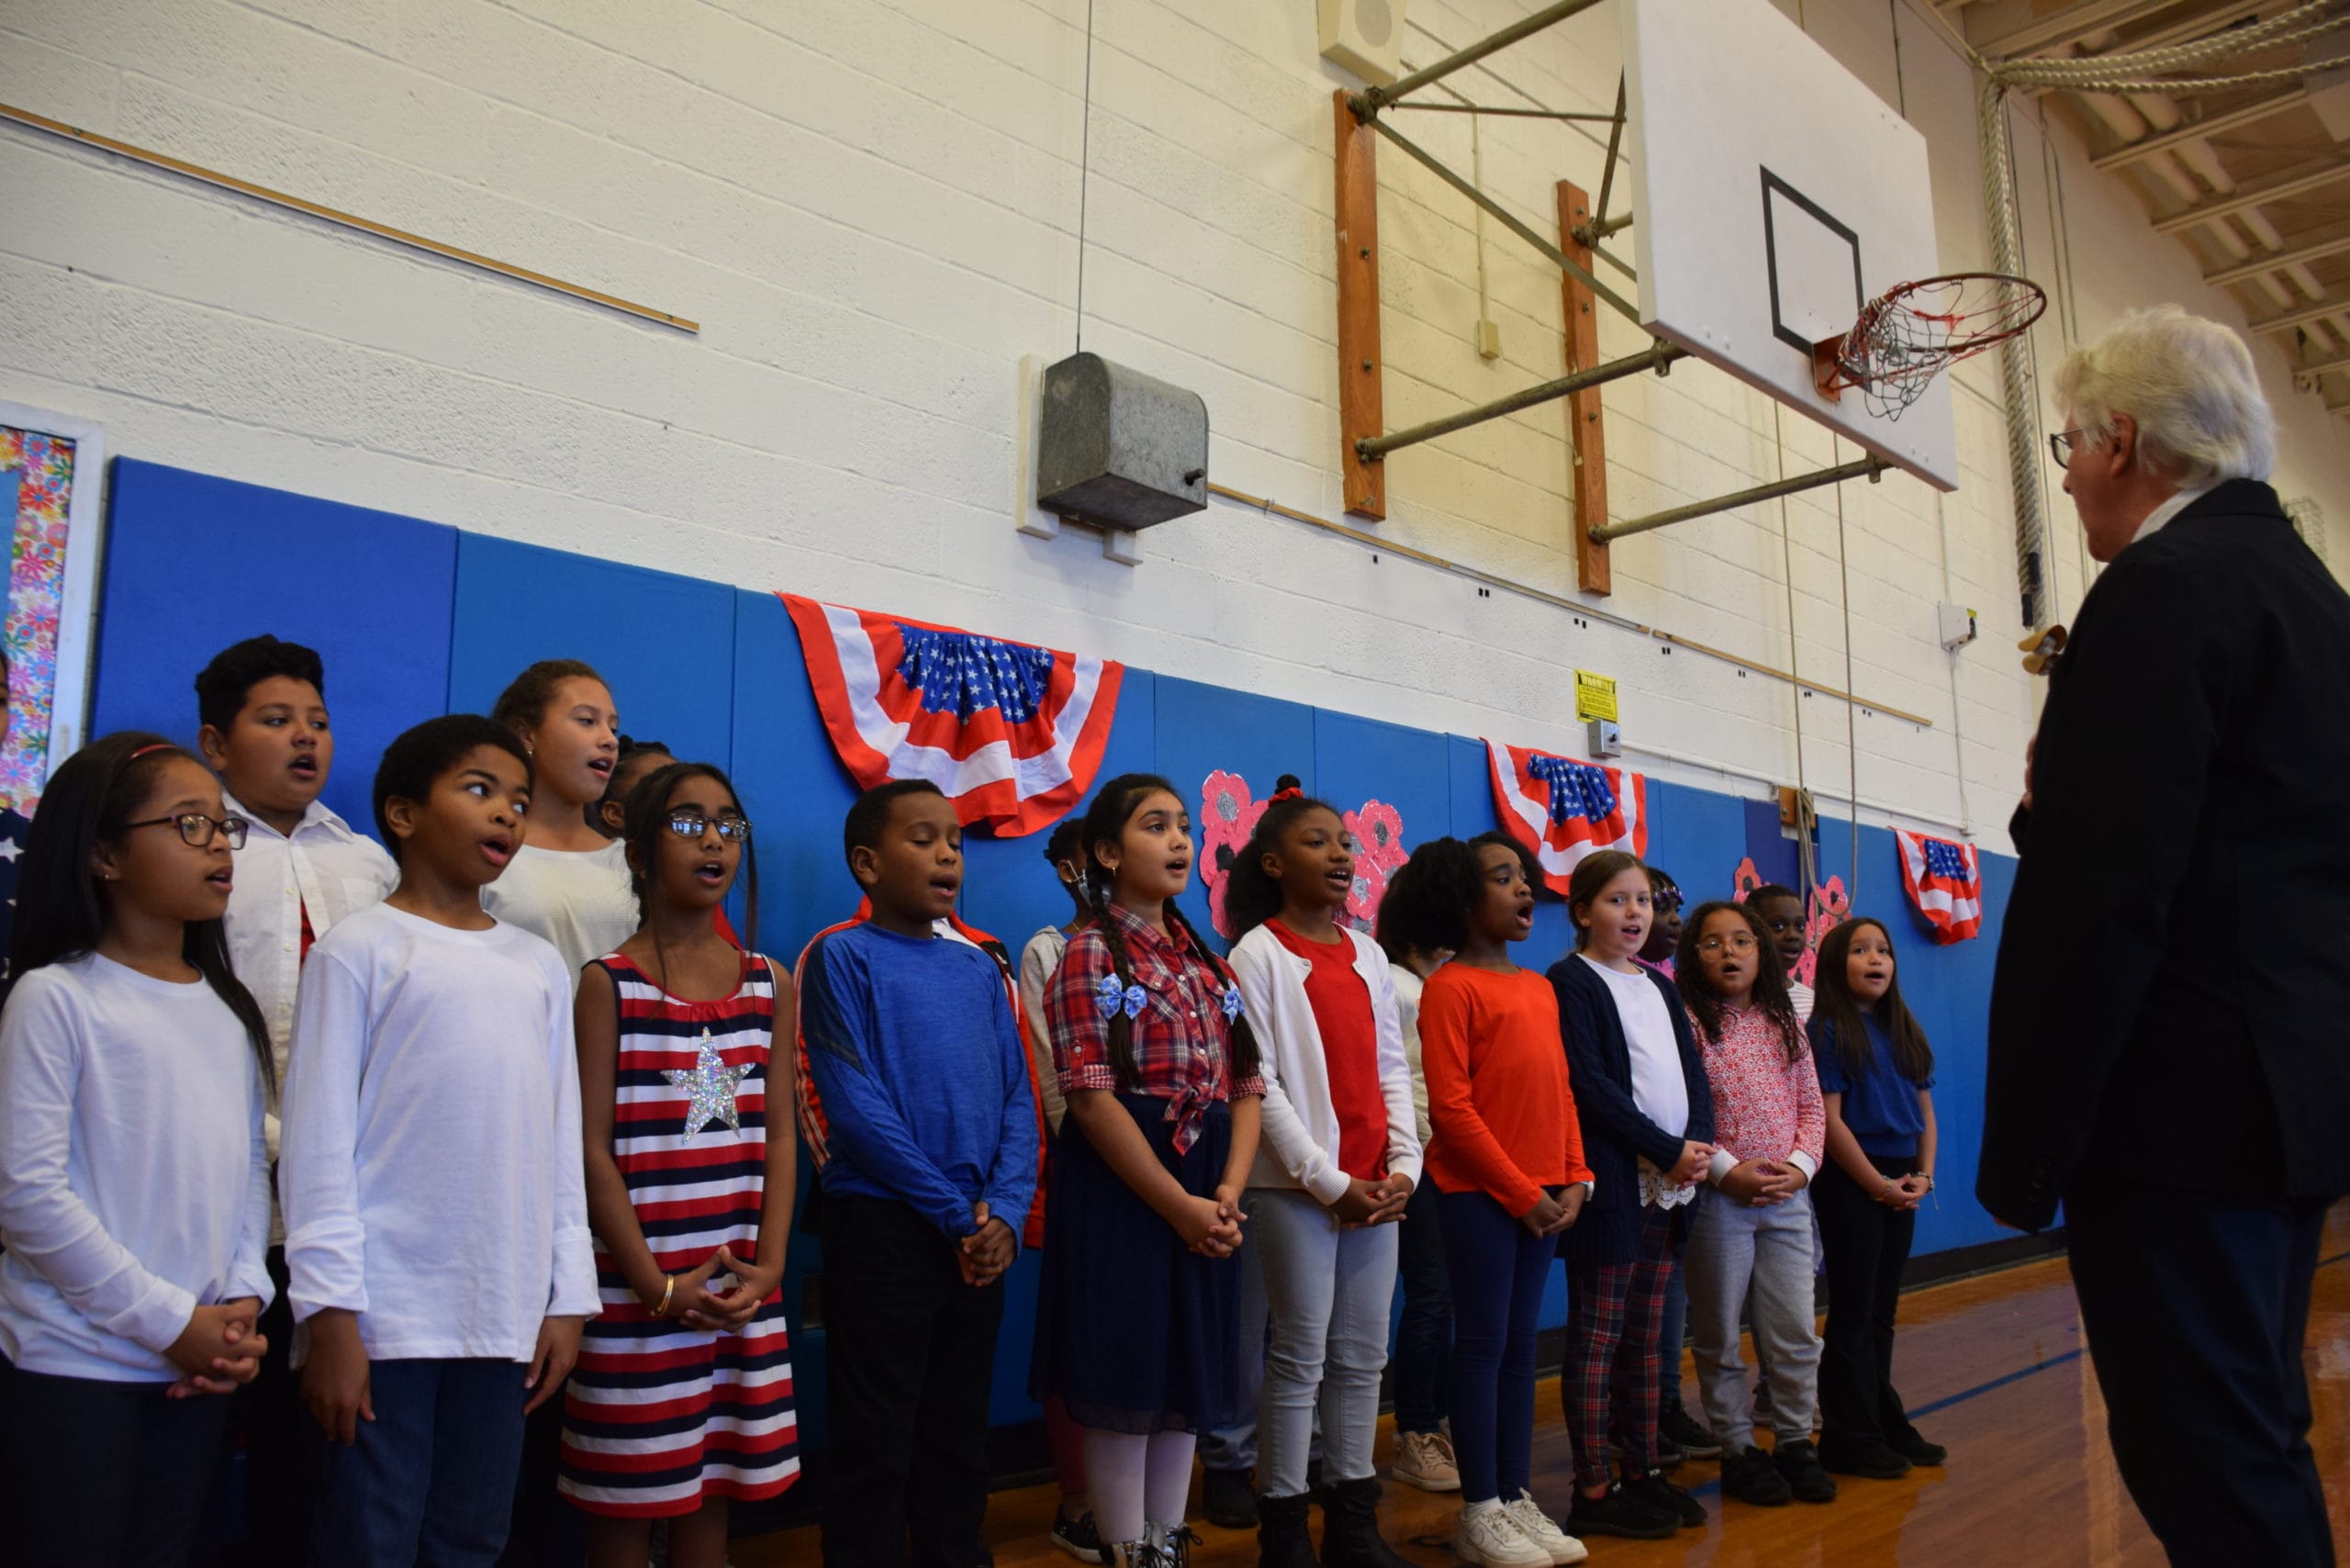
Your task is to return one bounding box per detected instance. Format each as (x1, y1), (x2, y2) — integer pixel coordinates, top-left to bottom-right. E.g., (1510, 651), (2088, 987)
(1078, 773), (1260, 1091)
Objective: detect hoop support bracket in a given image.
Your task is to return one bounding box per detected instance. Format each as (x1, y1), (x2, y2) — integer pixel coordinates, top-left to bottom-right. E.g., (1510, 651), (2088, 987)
(1591, 455), (1888, 543)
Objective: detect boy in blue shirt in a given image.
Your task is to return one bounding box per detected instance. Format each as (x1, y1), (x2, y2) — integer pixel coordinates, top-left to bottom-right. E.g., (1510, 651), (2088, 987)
(797, 779), (1038, 1568)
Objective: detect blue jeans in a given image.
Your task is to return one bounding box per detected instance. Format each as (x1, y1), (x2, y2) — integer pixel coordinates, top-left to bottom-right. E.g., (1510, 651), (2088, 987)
(1393, 1176), (1452, 1434)
(312, 1357), (529, 1568)
(1440, 1190), (1553, 1506)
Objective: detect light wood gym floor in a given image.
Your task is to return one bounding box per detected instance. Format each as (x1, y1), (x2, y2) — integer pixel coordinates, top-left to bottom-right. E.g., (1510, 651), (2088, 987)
(742, 1203), (2349, 1566)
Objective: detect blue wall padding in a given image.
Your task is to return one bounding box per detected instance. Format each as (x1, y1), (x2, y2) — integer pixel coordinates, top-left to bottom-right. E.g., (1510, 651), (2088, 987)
(86, 459), (2023, 1447)
(1642, 778), (1751, 908)
(446, 534), (739, 773)
(1743, 796), (1801, 890)
(1313, 709), (1453, 871)
(91, 460), (458, 831)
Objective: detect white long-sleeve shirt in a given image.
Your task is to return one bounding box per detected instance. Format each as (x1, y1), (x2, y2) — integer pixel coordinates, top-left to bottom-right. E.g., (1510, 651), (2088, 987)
(218, 789), (398, 1168)
(0, 955), (274, 1380)
(279, 903), (598, 1363)
(1017, 925), (1070, 1135)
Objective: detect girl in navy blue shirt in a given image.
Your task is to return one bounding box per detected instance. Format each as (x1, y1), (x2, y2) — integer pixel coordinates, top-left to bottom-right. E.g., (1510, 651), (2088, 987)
(1808, 918), (1942, 1480)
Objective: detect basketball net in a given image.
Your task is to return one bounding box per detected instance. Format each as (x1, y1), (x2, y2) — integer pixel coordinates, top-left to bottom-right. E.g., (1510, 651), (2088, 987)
(1815, 273), (2048, 420)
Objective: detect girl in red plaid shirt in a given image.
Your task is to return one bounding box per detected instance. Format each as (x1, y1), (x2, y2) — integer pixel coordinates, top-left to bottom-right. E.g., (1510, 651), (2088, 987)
(1030, 774), (1265, 1568)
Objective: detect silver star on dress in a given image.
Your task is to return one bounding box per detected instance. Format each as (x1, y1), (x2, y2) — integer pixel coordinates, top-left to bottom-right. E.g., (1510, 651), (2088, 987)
(664, 1028), (751, 1140)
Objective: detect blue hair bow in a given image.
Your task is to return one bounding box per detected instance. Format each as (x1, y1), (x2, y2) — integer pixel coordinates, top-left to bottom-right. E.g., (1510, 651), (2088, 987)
(1094, 972), (1147, 1021)
(1222, 987), (1246, 1025)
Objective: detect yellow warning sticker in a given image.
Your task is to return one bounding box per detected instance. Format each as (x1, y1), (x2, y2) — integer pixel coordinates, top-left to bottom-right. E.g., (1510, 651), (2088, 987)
(1575, 669), (1617, 722)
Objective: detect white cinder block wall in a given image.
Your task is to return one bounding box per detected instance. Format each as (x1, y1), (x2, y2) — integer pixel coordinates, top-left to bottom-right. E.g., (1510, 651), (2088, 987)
(4, 0), (2345, 843)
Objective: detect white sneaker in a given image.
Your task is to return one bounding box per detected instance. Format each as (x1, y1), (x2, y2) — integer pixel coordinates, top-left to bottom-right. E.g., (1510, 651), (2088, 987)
(1503, 1491), (1588, 1566)
(1455, 1501), (1552, 1568)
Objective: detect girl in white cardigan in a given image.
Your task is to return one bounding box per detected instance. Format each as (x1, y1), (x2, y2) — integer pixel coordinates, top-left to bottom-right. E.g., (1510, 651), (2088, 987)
(1225, 779), (1421, 1568)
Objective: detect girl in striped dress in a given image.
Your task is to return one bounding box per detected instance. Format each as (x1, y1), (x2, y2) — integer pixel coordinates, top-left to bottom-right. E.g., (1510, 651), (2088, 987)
(560, 762), (800, 1566)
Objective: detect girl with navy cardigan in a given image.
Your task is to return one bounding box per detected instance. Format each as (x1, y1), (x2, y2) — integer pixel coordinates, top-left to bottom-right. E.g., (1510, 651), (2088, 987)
(1545, 852), (1715, 1543)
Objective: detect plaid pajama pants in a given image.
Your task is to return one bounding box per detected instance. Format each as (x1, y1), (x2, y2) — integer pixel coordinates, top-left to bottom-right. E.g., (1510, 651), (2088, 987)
(1562, 1202), (1678, 1489)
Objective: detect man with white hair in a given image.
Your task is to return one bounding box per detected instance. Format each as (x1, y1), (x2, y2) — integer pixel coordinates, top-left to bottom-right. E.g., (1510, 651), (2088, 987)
(1982, 306), (2349, 1565)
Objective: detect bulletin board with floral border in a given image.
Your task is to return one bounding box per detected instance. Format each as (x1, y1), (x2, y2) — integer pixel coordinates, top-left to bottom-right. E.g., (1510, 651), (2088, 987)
(0, 402), (108, 815)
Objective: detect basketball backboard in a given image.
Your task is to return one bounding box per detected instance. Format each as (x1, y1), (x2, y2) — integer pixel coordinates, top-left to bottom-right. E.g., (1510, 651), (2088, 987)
(1619, 0), (1960, 491)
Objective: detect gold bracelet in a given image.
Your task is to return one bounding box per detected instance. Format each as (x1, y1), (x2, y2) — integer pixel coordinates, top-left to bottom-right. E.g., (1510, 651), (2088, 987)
(654, 1275), (675, 1317)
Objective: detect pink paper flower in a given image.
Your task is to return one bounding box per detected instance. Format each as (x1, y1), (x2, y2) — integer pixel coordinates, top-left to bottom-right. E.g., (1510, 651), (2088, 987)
(1199, 770), (1268, 938)
(1346, 801), (1407, 875)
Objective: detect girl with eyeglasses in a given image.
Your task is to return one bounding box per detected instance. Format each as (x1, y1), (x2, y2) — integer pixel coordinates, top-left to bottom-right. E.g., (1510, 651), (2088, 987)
(1672, 902), (1834, 1508)
(558, 761), (800, 1563)
(0, 734), (276, 1566)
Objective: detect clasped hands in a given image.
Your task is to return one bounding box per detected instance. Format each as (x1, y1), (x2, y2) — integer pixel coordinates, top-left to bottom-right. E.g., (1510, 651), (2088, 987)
(959, 1203), (1017, 1287)
(163, 1297), (267, 1400)
(654, 1244), (787, 1328)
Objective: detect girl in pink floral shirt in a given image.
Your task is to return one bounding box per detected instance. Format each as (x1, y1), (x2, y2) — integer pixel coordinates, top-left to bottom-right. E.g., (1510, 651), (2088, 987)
(1672, 901), (1835, 1508)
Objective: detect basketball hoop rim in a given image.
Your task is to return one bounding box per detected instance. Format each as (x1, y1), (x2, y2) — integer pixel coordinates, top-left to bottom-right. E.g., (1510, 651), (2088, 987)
(1815, 271), (2048, 400)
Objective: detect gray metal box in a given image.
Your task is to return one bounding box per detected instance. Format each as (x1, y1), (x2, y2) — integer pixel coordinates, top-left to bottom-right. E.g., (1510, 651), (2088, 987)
(1035, 353), (1208, 531)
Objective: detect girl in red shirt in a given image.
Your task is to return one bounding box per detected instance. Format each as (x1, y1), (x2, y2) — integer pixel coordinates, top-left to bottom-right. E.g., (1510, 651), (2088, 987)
(1225, 781), (1421, 1568)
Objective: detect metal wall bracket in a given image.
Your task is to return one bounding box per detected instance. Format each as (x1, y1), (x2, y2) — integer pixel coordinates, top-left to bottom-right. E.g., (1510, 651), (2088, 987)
(1591, 456), (1888, 544)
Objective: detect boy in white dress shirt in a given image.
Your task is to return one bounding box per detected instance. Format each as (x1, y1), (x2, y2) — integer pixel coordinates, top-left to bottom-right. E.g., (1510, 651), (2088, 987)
(195, 634), (397, 1565)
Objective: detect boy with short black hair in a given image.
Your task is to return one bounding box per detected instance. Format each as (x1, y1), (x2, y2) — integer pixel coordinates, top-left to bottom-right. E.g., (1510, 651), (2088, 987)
(795, 778), (1037, 1568)
(195, 634), (397, 1566)
(278, 714), (597, 1568)
(195, 635), (399, 1135)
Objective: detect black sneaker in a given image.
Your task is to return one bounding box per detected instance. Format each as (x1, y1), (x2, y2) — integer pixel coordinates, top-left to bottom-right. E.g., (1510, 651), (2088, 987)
(1052, 1507), (1106, 1563)
(1660, 1407), (1721, 1461)
(1888, 1428), (1947, 1466)
(1202, 1468), (1258, 1530)
(1719, 1446), (1791, 1507)
(1773, 1439), (1838, 1504)
(1624, 1470), (1707, 1529)
(1564, 1481), (1679, 1540)
(1819, 1440), (1912, 1481)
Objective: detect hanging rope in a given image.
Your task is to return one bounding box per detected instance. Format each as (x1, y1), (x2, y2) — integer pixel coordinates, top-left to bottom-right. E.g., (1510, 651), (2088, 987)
(1984, 0), (2350, 91)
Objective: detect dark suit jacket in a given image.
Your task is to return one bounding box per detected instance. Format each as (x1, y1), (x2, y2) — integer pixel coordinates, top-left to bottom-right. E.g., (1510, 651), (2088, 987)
(1979, 480), (2350, 1230)
(1547, 955), (1715, 1266)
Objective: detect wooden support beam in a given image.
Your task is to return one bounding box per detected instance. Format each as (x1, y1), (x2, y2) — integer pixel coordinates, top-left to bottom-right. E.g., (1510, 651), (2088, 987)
(1560, 179), (1610, 596)
(1335, 90), (1384, 520)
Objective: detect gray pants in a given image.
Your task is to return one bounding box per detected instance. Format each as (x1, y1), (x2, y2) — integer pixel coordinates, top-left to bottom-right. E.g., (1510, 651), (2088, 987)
(1248, 1187), (1400, 1498)
(1684, 1183), (1822, 1453)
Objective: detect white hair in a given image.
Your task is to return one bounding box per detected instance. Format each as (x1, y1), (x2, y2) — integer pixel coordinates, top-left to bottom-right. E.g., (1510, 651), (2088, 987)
(2053, 305), (2277, 486)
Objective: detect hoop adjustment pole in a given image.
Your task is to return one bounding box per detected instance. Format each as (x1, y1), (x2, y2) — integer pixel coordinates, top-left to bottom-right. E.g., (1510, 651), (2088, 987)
(1590, 455), (1891, 544)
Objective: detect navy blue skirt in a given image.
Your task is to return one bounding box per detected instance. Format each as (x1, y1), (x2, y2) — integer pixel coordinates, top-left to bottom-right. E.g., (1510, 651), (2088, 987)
(1029, 1093), (1241, 1436)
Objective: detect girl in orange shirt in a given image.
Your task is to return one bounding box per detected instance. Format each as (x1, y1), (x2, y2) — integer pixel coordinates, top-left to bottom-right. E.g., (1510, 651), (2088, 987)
(1386, 834), (1593, 1568)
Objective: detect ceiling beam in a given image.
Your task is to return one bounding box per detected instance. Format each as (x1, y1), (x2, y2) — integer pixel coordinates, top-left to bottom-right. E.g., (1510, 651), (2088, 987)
(2153, 155), (2350, 233)
(2248, 295), (2350, 335)
(2295, 352), (2350, 386)
(2206, 231), (2350, 286)
(1967, 0), (2179, 59)
(2091, 86), (2309, 171)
